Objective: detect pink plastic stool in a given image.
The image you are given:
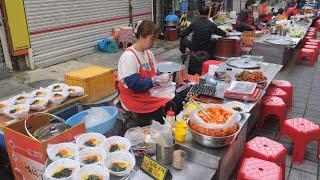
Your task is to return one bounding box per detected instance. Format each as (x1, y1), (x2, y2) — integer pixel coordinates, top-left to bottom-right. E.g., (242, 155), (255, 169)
(259, 96), (287, 132)
(243, 136), (287, 178)
(296, 48), (317, 67)
(237, 157), (282, 180)
(304, 45), (319, 55)
(201, 60), (223, 75)
(278, 118), (320, 164)
(266, 87), (290, 110)
(308, 39), (320, 47)
(271, 80), (293, 109)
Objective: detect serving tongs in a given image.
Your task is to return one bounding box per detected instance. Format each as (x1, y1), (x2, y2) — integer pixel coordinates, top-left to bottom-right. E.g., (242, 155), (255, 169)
(190, 99), (212, 121)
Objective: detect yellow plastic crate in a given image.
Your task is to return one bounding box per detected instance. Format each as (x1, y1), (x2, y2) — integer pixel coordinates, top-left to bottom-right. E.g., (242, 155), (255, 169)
(65, 66), (116, 103)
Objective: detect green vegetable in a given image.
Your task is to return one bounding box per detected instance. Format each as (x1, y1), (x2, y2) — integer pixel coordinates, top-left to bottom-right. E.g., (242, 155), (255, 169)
(84, 141), (95, 147)
(110, 163), (126, 172)
(232, 106), (243, 112)
(83, 156), (98, 164)
(87, 175), (100, 180)
(52, 168), (72, 178)
(109, 144), (120, 152)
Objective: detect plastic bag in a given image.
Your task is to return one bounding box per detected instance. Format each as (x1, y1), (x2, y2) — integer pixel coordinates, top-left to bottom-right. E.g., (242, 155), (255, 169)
(28, 97), (49, 111)
(190, 104), (239, 130)
(50, 90), (69, 106)
(149, 82), (176, 99)
(83, 107), (111, 129)
(150, 121), (173, 147)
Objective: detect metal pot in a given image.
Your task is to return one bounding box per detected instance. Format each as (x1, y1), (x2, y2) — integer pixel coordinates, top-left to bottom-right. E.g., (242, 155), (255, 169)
(187, 121), (240, 148)
(24, 112), (71, 141)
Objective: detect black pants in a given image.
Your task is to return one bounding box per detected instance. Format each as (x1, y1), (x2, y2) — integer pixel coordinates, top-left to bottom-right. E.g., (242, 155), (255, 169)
(125, 94), (184, 128)
(179, 37), (217, 58)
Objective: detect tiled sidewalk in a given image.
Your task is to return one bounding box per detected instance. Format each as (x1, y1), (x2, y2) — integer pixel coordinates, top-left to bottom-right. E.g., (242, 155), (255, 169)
(254, 55), (320, 180)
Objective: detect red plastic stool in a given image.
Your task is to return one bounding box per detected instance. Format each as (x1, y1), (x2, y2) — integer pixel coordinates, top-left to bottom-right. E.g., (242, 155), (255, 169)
(259, 96), (287, 131)
(266, 87), (290, 110)
(243, 136), (287, 178)
(308, 27), (317, 31)
(308, 39), (320, 47)
(237, 157), (282, 180)
(304, 45), (319, 55)
(201, 60), (223, 75)
(305, 41), (319, 47)
(296, 48), (317, 66)
(278, 118), (320, 164)
(271, 80), (293, 109)
(306, 32), (317, 38)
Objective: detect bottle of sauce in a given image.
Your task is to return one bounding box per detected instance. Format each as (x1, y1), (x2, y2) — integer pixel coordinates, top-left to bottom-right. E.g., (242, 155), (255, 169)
(166, 108), (175, 129)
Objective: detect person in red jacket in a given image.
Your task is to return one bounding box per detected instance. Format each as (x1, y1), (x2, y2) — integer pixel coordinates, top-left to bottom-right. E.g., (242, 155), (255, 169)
(258, 0), (272, 23)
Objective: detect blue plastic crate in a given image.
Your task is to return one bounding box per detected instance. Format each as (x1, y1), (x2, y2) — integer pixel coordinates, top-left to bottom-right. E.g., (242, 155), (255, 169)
(66, 106), (118, 134)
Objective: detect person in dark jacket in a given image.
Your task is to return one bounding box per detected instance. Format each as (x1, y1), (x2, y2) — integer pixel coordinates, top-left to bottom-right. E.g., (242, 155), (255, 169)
(235, 0), (256, 32)
(179, 5), (227, 57)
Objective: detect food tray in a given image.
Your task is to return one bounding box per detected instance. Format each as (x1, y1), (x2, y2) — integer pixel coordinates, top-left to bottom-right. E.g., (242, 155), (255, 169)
(263, 38), (296, 46)
(224, 88), (262, 102)
(226, 57), (261, 69)
(187, 84), (216, 97)
(227, 81), (257, 95)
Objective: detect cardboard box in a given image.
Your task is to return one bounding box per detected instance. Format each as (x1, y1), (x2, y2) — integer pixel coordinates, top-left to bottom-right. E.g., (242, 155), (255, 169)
(65, 66), (116, 103)
(3, 113), (86, 180)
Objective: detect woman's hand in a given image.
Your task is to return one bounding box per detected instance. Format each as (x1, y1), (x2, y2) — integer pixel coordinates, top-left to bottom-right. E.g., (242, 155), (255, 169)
(152, 73), (172, 86)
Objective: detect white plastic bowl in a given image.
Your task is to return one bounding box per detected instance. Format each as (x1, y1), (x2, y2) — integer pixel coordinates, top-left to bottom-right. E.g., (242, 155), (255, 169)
(3, 104), (30, 119)
(31, 87), (50, 98)
(75, 147), (106, 166)
(44, 158), (80, 180)
(73, 165), (110, 180)
(104, 152), (135, 177)
(10, 93), (31, 105)
(76, 133), (106, 149)
(50, 91), (69, 106)
(47, 142), (79, 161)
(29, 97), (49, 111)
(68, 86), (84, 97)
(101, 136), (131, 154)
(0, 100), (14, 114)
(224, 101), (248, 114)
(48, 83), (69, 93)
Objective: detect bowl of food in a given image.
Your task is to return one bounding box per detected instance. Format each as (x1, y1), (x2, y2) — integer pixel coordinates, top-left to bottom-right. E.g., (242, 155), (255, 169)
(0, 100), (14, 114)
(48, 83), (69, 92)
(44, 158), (80, 180)
(29, 97), (49, 111)
(3, 104), (30, 119)
(101, 136), (131, 154)
(73, 165), (110, 180)
(75, 147), (106, 166)
(50, 91), (69, 106)
(47, 142), (79, 161)
(67, 86), (84, 97)
(11, 93), (31, 105)
(31, 88), (50, 98)
(104, 152), (135, 176)
(76, 133), (106, 149)
(224, 101), (248, 114)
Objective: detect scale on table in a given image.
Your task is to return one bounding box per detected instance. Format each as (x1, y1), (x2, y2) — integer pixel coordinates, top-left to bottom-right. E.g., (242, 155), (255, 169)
(226, 56), (263, 69)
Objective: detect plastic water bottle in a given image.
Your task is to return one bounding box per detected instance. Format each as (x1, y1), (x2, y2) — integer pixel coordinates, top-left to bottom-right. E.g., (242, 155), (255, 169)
(206, 65), (218, 87)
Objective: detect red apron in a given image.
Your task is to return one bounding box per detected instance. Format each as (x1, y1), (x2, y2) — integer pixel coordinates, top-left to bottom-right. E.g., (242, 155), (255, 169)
(118, 48), (171, 113)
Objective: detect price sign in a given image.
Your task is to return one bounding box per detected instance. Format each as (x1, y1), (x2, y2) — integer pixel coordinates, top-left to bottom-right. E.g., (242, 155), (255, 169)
(140, 155), (170, 180)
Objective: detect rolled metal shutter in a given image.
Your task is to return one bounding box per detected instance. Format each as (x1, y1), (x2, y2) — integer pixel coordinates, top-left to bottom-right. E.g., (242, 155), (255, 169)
(132, 0), (152, 24)
(24, 0), (130, 68)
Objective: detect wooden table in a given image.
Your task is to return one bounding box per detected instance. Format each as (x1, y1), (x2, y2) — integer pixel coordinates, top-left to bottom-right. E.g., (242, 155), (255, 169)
(0, 94), (88, 130)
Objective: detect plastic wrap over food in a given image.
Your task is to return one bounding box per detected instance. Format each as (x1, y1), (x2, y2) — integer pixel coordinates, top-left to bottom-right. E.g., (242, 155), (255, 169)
(150, 121), (173, 147)
(149, 82), (176, 99)
(83, 107), (112, 129)
(190, 104), (240, 130)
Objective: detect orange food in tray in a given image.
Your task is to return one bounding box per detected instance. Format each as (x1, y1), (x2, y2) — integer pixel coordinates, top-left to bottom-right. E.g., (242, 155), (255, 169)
(197, 107), (232, 124)
(189, 121), (238, 137)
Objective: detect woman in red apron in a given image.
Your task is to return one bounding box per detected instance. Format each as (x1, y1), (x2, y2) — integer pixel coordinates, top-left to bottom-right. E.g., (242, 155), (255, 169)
(117, 20), (183, 127)
(235, 0), (257, 32)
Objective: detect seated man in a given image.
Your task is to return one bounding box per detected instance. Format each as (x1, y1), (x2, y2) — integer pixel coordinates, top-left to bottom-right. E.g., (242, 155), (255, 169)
(179, 5), (227, 58)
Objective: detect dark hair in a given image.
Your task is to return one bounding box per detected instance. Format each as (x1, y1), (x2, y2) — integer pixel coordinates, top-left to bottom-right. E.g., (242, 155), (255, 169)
(245, 0), (256, 9)
(278, 8), (284, 14)
(199, 5), (210, 16)
(135, 20), (160, 39)
(260, 0), (268, 4)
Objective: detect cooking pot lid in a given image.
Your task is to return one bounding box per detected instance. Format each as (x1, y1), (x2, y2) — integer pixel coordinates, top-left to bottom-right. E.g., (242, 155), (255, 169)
(33, 123), (71, 141)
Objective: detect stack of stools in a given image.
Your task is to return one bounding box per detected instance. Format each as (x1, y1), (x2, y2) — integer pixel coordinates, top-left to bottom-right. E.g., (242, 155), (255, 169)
(259, 96), (287, 131)
(119, 26), (134, 50)
(266, 87), (290, 109)
(271, 80), (293, 109)
(240, 136), (287, 179)
(237, 157), (283, 180)
(201, 60), (223, 75)
(278, 118), (320, 164)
